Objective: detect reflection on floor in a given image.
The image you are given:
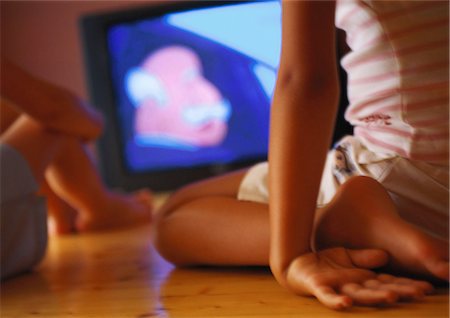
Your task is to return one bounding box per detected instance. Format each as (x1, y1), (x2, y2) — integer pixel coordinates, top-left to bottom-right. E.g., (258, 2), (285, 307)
(1, 215), (449, 317)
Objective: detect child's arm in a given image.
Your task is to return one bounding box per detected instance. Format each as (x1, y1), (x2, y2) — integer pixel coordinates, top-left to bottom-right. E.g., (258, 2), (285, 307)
(0, 97), (21, 134)
(269, 0), (339, 280)
(268, 1), (394, 309)
(0, 59), (103, 141)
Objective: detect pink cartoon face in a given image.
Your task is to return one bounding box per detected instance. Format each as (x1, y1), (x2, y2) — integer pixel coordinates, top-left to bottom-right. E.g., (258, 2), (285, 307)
(126, 46), (231, 149)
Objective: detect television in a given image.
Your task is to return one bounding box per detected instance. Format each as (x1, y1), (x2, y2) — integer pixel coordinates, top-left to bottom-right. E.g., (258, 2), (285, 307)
(80, 0), (351, 192)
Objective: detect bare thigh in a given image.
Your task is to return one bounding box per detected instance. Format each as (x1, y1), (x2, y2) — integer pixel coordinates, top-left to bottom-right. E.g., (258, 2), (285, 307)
(1, 115), (62, 184)
(155, 169), (270, 266)
(157, 168), (250, 217)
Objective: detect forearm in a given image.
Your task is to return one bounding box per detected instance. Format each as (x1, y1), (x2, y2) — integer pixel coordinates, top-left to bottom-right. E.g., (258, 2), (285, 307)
(1, 60), (60, 122)
(269, 77), (339, 287)
(268, 0), (338, 289)
(0, 97), (21, 134)
(0, 59), (103, 140)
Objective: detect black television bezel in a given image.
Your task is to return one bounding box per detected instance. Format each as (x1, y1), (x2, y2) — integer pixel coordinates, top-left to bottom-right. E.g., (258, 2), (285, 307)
(79, 0), (273, 192)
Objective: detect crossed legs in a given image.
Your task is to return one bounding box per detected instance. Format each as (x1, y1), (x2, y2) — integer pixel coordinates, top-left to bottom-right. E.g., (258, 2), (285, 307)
(155, 170), (449, 282)
(1, 115), (153, 234)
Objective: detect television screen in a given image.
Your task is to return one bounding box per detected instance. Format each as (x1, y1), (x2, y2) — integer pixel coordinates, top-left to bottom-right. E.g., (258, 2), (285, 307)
(81, 0), (281, 191)
(108, 1), (280, 173)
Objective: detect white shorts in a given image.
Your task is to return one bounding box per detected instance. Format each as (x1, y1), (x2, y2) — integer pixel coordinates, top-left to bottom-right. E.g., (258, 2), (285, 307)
(238, 136), (449, 239)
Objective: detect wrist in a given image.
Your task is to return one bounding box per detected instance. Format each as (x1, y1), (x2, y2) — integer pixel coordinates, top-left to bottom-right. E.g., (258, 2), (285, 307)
(270, 258), (289, 289)
(269, 254), (300, 291)
(270, 249), (314, 295)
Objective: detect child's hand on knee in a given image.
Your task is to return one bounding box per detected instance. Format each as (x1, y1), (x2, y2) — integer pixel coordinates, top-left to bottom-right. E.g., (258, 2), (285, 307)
(284, 247), (433, 310)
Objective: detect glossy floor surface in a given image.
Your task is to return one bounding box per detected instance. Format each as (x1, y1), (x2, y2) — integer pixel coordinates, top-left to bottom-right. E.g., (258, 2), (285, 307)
(1, 196), (448, 318)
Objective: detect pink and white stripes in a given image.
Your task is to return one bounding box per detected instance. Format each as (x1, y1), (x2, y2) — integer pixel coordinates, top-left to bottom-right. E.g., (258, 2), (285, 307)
(336, 0), (449, 165)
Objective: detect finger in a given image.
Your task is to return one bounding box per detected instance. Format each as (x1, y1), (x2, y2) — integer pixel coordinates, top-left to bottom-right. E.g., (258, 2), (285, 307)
(313, 286), (353, 310)
(363, 279), (383, 289)
(346, 249), (389, 269)
(387, 276), (434, 294)
(376, 274), (434, 295)
(340, 283), (398, 306)
(380, 284), (425, 300)
(426, 259), (449, 281)
(364, 280), (425, 300)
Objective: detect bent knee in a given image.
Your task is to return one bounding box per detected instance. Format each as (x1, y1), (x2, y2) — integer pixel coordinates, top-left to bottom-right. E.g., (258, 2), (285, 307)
(341, 175), (385, 193)
(153, 215), (191, 266)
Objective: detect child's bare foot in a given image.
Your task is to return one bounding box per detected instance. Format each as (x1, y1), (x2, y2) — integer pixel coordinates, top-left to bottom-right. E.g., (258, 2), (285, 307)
(76, 189), (154, 232)
(314, 176), (449, 282)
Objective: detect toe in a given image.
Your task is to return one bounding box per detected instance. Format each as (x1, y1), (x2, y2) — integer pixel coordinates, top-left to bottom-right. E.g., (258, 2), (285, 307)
(427, 259), (449, 281)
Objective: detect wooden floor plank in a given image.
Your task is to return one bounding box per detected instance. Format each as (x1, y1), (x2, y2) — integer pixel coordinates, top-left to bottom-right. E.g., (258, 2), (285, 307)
(1, 195), (448, 318)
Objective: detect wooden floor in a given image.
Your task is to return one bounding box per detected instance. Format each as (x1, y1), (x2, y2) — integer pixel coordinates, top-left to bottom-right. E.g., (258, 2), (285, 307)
(1, 195), (449, 318)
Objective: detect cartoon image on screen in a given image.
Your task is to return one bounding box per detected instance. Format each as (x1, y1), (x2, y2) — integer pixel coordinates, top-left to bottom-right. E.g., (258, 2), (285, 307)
(107, 1), (281, 172)
(126, 46), (231, 150)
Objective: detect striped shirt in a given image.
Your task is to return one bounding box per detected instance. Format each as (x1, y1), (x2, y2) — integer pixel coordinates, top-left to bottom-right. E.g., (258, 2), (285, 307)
(335, 0), (449, 165)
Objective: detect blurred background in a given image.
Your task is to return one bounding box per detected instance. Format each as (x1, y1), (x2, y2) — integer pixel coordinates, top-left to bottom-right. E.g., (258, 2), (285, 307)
(1, 1), (148, 100)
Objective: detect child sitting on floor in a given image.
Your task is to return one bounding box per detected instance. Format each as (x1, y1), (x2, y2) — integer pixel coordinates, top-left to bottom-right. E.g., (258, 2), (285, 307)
(154, 0), (449, 310)
(0, 59), (153, 280)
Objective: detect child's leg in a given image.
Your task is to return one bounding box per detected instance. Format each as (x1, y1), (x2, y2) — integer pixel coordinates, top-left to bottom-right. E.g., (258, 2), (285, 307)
(1, 115), (153, 233)
(1, 102), (83, 235)
(314, 176), (449, 282)
(156, 169), (448, 282)
(155, 170), (270, 265)
(43, 132), (153, 232)
(1, 115), (63, 184)
(39, 179), (77, 235)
